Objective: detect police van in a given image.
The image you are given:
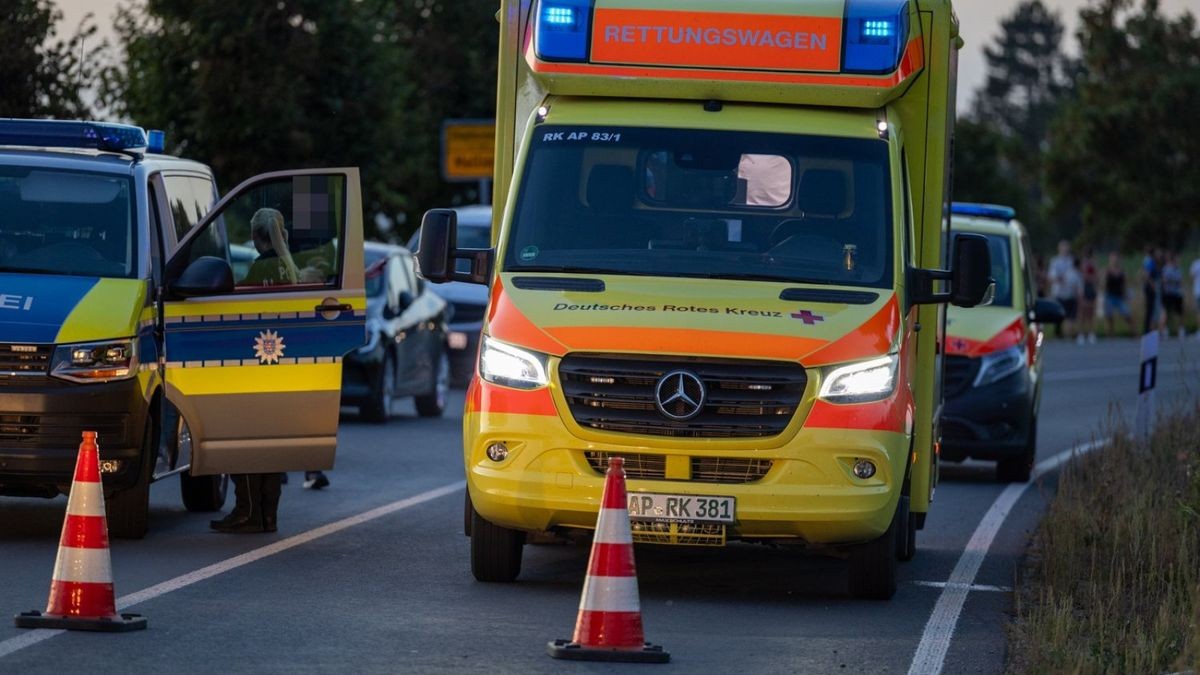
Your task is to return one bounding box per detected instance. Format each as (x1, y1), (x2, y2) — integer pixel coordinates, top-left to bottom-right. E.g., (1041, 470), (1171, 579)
(0, 120), (365, 537)
(941, 203), (1063, 482)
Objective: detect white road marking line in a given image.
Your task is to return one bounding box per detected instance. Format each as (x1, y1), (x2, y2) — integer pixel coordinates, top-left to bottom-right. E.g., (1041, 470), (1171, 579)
(0, 480), (465, 660)
(912, 581), (1011, 593)
(906, 438), (1107, 675)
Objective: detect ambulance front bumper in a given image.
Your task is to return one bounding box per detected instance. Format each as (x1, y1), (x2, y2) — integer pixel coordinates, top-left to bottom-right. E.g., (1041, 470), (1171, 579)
(465, 408), (909, 547)
(0, 377), (148, 496)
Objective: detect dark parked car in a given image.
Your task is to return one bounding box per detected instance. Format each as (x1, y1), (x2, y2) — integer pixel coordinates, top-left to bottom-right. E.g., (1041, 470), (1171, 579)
(408, 205), (490, 387)
(342, 242), (450, 421)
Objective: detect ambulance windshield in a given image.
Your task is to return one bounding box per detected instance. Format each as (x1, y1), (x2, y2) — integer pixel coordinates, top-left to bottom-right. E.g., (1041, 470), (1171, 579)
(505, 126), (893, 288)
(0, 166), (136, 278)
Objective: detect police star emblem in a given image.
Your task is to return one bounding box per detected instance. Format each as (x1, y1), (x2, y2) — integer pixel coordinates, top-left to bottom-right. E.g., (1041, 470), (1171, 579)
(253, 329), (285, 365)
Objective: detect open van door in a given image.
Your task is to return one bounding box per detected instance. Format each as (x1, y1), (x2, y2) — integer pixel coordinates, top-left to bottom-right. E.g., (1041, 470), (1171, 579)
(161, 168), (365, 475)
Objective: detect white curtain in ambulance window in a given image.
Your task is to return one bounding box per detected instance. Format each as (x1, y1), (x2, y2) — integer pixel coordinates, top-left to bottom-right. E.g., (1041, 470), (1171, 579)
(737, 154), (792, 207)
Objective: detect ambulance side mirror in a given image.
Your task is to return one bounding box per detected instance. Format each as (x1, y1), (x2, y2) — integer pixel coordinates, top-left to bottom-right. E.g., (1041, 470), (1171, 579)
(949, 234), (994, 308)
(171, 255), (235, 298)
(1032, 298), (1065, 325)
(907, 234), (993, 308)
(415, 209), (492, 286)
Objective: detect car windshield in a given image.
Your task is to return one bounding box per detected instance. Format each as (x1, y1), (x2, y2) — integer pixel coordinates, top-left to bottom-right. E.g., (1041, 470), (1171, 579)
(0, 165), (136, 278)
(504, 126), (893, 288)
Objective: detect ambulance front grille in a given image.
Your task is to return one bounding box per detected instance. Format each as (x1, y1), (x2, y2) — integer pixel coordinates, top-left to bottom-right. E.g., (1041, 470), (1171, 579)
(561, 354), (806, 438)
(0, 344), (52, 377)
(584, 451), (772, 485)
(943, 356), (979, 397)
(0, 413), (128, 449)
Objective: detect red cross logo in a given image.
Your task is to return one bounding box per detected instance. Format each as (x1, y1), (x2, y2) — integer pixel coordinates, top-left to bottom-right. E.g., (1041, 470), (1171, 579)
(790, 310), (825, 325)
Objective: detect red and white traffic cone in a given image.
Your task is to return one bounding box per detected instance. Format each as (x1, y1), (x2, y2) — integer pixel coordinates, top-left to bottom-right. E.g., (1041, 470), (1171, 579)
(14, 431), (147, 632)
(547, 456), (668, 663)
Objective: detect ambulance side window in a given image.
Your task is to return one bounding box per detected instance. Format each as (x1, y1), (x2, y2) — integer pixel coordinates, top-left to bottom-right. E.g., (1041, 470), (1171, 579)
(178, 174), (346, 292)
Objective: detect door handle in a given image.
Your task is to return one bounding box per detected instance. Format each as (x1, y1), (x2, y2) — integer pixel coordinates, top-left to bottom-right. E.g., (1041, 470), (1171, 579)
(315, 299), (353, 318)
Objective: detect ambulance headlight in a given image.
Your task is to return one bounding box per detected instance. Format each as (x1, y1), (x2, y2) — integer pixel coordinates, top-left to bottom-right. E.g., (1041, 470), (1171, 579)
(51, 339), (138, 383)
(819, 355), (898, 404)
(479, 335), (549, 389)
(973, 346), (1025, 387)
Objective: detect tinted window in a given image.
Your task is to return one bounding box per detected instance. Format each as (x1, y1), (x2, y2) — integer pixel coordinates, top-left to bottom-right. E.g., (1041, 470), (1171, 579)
(0, 166), (135, 278)
(163, 175), (215, 240)
(505, 126), (893, 288)
(980, 233), (1013, 306)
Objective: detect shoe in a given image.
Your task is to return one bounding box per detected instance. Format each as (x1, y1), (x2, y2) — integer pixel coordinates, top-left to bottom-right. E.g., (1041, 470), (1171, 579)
(303, 472), (330, 490)
(211, 515), (267, 533)
(210, 474), (253, 530)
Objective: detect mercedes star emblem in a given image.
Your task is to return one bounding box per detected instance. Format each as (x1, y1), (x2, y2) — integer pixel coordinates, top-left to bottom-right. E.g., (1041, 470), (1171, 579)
(654, 370), (706, 421)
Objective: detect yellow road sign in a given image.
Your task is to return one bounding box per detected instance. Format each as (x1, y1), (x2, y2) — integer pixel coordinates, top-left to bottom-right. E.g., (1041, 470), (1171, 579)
(442, 119), (495, 182)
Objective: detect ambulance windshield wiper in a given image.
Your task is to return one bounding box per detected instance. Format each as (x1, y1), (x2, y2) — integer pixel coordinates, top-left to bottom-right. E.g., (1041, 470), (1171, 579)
(515, 265), (655, 276)
(695, 272), (819, 284)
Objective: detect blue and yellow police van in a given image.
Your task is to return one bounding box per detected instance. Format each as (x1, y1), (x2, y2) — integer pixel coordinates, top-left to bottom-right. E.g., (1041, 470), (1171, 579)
(941, 203), (1062, 482)
(0, 120), (365, 537)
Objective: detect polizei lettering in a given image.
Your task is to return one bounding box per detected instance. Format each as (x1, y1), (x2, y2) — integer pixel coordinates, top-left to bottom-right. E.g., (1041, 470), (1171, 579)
(0, 294), (34, 311)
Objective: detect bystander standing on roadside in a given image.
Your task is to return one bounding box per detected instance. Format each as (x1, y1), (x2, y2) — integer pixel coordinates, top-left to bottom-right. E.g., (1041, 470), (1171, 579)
(1048, 241), (1079, 339)
(1078, 247), (1098, 344)
(1160, 251), (1185, 339)
(1190, 253), (1200, 339)
(1103, 252), (1133, 336)
(1139, 246), (1162, 335)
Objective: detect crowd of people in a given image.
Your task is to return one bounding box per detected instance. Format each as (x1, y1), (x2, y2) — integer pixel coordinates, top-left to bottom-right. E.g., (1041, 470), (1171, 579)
(1040, 242), (1200, 342)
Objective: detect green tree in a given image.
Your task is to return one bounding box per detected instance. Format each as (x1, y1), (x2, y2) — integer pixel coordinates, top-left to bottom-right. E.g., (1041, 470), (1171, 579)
(0, 0), (102, 118)
(953, 117), (1030, 218)
(1045, 0), (1200, 249)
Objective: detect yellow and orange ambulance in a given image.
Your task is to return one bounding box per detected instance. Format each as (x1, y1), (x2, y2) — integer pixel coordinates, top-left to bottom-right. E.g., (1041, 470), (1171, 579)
(419, 0), (991, 599)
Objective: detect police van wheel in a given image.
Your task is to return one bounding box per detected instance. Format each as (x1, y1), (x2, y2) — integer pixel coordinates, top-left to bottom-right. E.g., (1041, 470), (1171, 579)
(107, 422), (154, 539)
(470, 507), (524, 582)
(181, 472), (228, 512)
(997, 414), (1036, 483)
(847, 502), (900, 600)
(414, 351), (449, 418)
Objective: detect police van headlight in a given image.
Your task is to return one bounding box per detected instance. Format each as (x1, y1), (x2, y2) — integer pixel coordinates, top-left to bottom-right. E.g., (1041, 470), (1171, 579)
(51, 339), (138, 383)
(479, 335), (549, 389)
(818, 354), (898, 404)
(973, 345), (1025, 387)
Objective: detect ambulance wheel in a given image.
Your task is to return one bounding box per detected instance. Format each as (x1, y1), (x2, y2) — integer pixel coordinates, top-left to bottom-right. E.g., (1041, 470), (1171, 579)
(180, 472), (228, 512)
(362, 352), (395, 423)
(470, 507), (524, 582)
(847, 502), (900, 600)
(107, 421), (154, 539)
(414, 350), (449, 418)
(896, 495), (917, 562)
(997, 414), (1036, 483)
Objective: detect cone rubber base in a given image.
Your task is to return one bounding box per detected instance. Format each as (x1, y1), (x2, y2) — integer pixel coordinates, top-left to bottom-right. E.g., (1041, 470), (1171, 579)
(15, 610), (147, 632)
(547, 639), (669, 663)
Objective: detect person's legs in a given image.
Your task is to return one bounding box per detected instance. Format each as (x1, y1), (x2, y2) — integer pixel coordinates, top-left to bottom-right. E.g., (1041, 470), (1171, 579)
(212, 474), (265, 533)
(210, 473), (252, 529)
(1143, 288), (1156, 334)
(260, 473), (282, 533)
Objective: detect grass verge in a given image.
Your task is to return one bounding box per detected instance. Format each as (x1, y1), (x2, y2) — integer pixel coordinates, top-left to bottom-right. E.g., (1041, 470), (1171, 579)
(1009, 406), (1200, 674)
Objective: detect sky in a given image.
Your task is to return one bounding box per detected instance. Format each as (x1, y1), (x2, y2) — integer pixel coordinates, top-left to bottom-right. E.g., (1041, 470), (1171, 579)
(55, 0), (1199, 114)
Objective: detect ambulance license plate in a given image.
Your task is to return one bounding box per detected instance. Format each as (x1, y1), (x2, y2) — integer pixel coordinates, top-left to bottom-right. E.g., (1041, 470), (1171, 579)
(626, 493), (735, 524)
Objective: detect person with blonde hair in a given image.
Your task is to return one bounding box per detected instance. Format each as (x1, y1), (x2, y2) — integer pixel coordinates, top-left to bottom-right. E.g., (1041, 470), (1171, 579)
(243, 207), (300, 286)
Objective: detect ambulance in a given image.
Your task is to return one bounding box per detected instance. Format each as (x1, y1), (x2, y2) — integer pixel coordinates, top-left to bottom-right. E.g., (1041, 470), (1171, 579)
(0, 120), (365, 538)
(418, 0), (991, 598)
(941, 203), (1063, 482)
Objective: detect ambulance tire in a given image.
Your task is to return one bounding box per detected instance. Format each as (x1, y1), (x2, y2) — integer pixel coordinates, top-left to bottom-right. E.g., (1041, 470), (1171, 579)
(896, 495), (917, 562)
(847, 502), (900, 600)
(997, 414), (1036, 483)
(107, 421), (154, 539)
(470, 507), (524, 582)
(362, 352), (395, 423)
(414, 350), (449, 418)
(180, 472), (228, 512)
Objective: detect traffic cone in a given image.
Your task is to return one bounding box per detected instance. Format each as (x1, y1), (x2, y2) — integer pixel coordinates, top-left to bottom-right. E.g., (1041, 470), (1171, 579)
(547, 456), (668, 663)
(14, 431), (147, 632)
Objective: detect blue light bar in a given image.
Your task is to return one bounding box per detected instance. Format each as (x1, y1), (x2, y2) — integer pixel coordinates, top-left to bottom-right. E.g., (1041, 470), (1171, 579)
(535, 0), (593, 62)
(951, 202), (1017, 221)
(844, 0), (910, 74)
(147, 129), (165, 154)
(0, 119), (149, 153)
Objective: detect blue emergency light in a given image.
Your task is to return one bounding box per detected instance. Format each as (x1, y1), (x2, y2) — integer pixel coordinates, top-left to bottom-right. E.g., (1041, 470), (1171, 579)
(147, 129), (166, 154)
(0, 119), (150, 153)
(951, 202), (1017, 221)
(843, 0), (910, 74)
(535, 0), (593, 62)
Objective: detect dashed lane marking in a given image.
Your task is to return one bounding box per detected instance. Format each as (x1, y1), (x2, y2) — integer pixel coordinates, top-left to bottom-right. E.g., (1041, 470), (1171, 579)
(912, 581), (1011, 593)
(906, 438), (1107, 675)
(0, 480), (465, 660)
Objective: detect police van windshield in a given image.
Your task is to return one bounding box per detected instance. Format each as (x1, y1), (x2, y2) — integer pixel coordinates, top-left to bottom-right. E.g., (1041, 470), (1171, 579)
(504, 126), (893, 288)
(0, 166), (135, 278)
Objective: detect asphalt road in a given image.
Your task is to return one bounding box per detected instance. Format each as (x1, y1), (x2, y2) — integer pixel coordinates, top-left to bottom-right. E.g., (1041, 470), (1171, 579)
(1, 336), (1196, 674)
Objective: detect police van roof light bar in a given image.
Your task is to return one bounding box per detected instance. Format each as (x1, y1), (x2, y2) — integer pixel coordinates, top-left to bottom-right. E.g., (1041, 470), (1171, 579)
(0, 119), (149, 154)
